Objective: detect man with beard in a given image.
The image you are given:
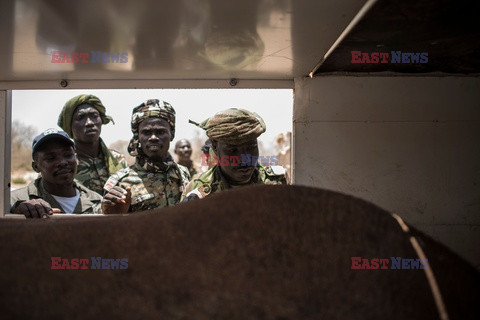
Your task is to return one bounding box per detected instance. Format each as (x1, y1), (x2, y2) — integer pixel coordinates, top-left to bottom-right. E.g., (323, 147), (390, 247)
(174, 139), (198, 178)
(58, 94), (128, 195)
(101, 99), (190, 214)
(10, 129), (103, 218)
(182, 108), (286, 202)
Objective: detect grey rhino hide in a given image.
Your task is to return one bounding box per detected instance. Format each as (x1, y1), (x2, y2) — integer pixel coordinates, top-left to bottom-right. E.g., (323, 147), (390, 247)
(0, 185), (478, 319)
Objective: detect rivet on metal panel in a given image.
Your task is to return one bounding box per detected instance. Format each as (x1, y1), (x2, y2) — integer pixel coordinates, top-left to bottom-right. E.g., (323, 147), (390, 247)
(60, 80), (68, 88)
(229, 78), (238, 87)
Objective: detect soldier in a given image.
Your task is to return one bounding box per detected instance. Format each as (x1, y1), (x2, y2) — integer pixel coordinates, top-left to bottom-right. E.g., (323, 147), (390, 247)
(58, 94), (128, 195)
(101, 99), (190, 214)
(182, 108), (286, 202)
(10, 129), (103, 218)
(174, 139), (199, 178)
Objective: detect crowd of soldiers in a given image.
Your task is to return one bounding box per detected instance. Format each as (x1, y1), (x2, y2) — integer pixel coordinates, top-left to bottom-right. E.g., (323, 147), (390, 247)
(10, 94), (287, 218)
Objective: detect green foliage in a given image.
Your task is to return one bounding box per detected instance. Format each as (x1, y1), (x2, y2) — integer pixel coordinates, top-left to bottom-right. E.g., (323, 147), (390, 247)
(11, 120), (37, 173)
(12, 177), (26, 184)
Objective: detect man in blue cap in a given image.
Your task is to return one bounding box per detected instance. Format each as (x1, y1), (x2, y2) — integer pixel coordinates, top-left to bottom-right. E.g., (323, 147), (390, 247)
(10, 128), (103, 218)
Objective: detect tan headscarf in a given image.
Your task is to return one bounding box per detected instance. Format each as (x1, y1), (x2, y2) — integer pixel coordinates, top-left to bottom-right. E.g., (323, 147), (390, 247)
(190, 108), (266, 145)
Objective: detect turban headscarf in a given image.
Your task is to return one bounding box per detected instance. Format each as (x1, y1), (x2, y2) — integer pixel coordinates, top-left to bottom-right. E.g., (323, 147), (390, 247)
(190, 108), (266, 145)
(57, 94), (114, 137)
(127, 99), (176, 156)
(57, 94), (124, 175)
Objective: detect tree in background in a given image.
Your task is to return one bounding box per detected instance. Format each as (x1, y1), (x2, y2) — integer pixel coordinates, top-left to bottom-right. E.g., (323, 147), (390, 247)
(11, 120), (37, 186)
(11, 120), (36, 171)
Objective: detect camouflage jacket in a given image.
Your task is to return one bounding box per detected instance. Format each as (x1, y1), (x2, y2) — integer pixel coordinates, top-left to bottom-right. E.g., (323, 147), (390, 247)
(181, 165), (287, 202)
(10, 178), (103, 214)
(76, 146), (128, 195)
(185, 163), (200, 180)
(104, 160), (190, 212)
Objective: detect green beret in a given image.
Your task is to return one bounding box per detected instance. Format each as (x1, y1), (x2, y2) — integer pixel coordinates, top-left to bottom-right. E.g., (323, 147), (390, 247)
(57, 94), (114, 137)
(191, 108), (266, 145)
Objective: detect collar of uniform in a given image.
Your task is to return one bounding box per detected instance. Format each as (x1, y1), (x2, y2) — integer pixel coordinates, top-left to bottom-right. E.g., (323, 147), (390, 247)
(212, 165), (261, 191)
(28, 178), (69, 213)
(134, 154), (175, 173)
(72, 179), (101, 197)
(30, 178), (82, 198)
(76, 144), (104, 161)
(132, 158), (182, 178)
(73, 180), (103, 213)
(29, 178), (101, 213)
(29, 178), (86, 198)
(27, 178), (45, 198)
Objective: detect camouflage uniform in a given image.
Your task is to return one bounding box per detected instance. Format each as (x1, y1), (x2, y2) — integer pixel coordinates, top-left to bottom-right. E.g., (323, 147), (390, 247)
(10, 178), (103, 214)
(183, 108), (287, 202)
(104, 159), (190, 212)
(76, 141), (128, 195)
(103, 99), (190, 212)
(182, 165), (286, 200)
(185, 162), (199, 179)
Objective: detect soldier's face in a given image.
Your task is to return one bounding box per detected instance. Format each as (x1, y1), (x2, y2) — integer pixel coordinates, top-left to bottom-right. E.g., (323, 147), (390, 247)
(71, 104), (102, 144)
(213, 139), (259, 185)
(32, 140), (77, 187)
(138, 117), (172, 162)
(174, 139), (192, 161)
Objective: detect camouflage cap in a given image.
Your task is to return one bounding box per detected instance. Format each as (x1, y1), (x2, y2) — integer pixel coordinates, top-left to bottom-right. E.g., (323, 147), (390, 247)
(130, 99), (176, 139)
(191, 108), (266, 145)
(128, 99), (176, 156)
(58, 94), (114, 137)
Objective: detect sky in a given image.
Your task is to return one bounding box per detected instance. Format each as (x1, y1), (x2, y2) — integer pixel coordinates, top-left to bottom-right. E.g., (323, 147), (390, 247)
(12, 89), (293, 155)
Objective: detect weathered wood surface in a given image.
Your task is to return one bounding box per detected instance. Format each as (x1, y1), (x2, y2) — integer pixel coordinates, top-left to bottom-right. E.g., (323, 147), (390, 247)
(0, 185), (478, 319)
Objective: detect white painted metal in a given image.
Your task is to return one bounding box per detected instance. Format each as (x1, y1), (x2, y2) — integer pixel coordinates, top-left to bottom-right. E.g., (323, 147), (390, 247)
(0, 91), (12, 217)
(293, 76), (480, 268)
(0, 79), (293, 90)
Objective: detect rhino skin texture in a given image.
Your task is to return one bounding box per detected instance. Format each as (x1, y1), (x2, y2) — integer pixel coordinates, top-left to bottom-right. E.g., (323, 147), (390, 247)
(0, 185), (478, 320)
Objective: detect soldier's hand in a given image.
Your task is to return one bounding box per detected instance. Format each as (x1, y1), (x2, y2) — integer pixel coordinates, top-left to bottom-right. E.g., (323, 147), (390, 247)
(14, 199), (61, 219)
(102, 186), (131, 214)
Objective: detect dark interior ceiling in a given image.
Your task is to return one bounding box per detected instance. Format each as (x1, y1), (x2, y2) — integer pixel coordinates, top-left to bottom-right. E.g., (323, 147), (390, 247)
(314, 0), (480, 75)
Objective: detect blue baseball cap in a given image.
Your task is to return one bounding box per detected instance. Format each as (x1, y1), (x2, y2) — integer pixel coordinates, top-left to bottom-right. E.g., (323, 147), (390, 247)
(32, 128), (75, 157)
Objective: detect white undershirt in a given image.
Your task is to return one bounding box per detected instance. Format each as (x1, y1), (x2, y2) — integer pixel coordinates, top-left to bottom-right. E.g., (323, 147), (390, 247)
(51, 189), (80, 214)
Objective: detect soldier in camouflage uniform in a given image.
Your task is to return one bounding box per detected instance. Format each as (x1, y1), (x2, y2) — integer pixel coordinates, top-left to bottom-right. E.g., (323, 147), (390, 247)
(102, 99), (190, 213)
(174, 139), (199, 179)
(182, 108), (286, 202)
(58, 94), (128, 195)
